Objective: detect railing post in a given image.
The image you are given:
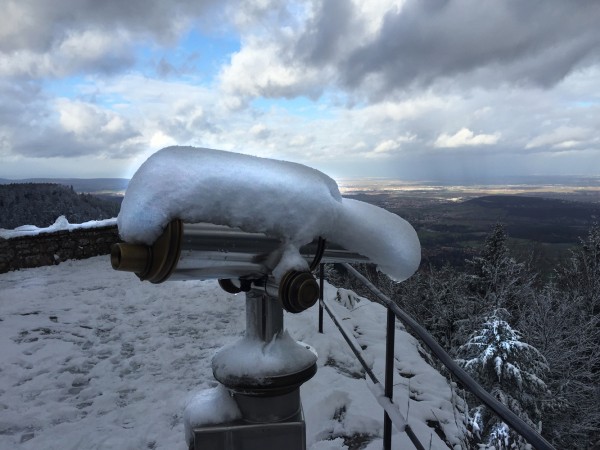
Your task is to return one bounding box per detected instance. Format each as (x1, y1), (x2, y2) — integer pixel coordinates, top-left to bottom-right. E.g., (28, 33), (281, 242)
(383, 308), (395, 450)
(318, 263), (324, 334)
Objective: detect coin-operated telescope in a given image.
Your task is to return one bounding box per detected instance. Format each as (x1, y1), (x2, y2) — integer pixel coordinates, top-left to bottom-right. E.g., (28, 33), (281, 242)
(112, 219), (370, 450)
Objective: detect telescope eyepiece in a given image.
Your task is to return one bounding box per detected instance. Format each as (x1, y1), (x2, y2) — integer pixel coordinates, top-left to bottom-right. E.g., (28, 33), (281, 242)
(111, 243), (151, 274)
(110, 220), (183, 283)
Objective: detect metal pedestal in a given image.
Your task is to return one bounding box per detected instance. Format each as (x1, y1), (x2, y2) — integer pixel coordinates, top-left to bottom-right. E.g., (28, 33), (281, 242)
(190, 287), (316, 450)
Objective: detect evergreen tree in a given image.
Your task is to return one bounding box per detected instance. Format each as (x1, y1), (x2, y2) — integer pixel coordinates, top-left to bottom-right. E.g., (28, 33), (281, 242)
(467, 224), (535, 326)
(398, 265), (473, 353)
(457, 309), (550, 449)
(556, 223), (600, 318)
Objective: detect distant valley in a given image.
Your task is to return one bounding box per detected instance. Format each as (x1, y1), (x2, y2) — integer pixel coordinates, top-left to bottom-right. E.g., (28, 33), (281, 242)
(346, 190), (600, 273)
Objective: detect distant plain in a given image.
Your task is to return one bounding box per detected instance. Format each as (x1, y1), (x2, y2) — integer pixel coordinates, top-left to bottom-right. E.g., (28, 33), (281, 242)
(338, 176), (600, 273)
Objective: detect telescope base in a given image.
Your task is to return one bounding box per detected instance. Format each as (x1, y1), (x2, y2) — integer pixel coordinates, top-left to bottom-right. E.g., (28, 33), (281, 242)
(189, 407), (306, 450)
(232, 387), (302, 423)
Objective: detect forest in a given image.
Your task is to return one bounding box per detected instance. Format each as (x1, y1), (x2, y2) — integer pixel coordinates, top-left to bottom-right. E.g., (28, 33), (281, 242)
(0, 183), (119, 229)
(328, 223), (600, 449)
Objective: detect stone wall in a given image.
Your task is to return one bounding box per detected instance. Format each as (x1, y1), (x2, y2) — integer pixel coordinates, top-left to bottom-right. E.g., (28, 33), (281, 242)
(0, 225), (120, 274)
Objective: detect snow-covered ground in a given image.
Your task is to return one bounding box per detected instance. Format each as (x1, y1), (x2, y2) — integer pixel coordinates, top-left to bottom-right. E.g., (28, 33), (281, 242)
(0, 256), (466, 449)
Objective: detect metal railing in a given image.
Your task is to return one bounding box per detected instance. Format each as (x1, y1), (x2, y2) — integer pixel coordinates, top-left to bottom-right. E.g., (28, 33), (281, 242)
(318, 263), (556, 450)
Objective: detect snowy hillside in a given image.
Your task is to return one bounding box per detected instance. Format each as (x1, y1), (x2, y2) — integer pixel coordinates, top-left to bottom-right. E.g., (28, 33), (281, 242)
(0, 257), (466, 449)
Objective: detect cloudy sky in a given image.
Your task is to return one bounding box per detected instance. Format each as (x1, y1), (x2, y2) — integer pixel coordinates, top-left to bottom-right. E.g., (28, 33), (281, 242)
(1, 0), (599, 182)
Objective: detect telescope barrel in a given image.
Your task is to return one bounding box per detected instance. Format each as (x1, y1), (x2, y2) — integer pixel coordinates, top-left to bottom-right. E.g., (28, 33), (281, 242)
(111, 221), (370, 283)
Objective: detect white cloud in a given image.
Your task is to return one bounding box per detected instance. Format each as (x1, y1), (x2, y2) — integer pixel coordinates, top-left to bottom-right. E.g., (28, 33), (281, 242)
(5, 97), (143, 159)
(149, 131), (177, 149)
(56, 99), (137, 144)
(525, 126), (592, 150)
(365, 139), (399, 158)
(250, 123), (270, 140)
(218, 37), (327, 109)
(288, 134), (313, 147)
(372, 139), (398, 154)
(364, 136), (415, 158)
(434, 128), (500, 148)
(358, 95), (451, 123)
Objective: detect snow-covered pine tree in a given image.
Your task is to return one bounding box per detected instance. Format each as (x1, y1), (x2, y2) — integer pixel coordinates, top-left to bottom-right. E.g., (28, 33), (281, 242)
(457, 309), (550, 449)
(467, 224), (535, 328)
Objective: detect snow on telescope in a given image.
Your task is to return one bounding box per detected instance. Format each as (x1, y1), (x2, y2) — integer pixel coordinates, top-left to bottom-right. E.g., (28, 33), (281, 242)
(112, 146), (422, 313)
(112, 146), (421, 285)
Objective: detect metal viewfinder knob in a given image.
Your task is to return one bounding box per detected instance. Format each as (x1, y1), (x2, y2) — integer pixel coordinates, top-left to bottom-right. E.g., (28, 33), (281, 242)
(278, 271), (319, 314)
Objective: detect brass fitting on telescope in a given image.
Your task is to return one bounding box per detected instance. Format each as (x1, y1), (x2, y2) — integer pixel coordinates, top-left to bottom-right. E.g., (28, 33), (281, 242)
(277, 271), (319, 313)
(111, 219), (183, 283)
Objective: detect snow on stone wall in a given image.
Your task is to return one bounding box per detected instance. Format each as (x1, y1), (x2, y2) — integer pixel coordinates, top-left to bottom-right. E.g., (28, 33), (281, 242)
(0, 223), (119, 274)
